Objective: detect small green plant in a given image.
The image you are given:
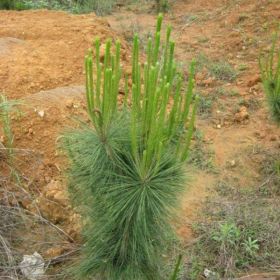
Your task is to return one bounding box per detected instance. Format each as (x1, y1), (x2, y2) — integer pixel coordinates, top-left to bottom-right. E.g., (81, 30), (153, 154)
(212, 222), (241, 246)
(242, 237), (259, 257)
(259, 32), (280, 123)
(196, 53), (237, 81)
(62, 14), (198, 280)
(197, 94), (214, 117)
(208, 60), (237, 81)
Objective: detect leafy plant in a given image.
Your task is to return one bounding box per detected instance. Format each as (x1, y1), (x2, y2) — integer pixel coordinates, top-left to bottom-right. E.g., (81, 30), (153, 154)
(259, 32), (280, 123)
(62, 14), (198, 280)
(196, 53), (237, 82)
(212, 222), (241, 246)
(242, 237), (259, 257)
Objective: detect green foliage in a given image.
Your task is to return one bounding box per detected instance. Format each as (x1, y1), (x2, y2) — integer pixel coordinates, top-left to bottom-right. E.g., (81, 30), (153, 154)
(0, 0), (14, 9)
(155, 0), (169, 13)
(197, 94), (214, 117)
(259, 32), (280, 123)
(62, 14), (198, 280)
(170, 255), (183, 280)
(0, 0), (116, 14)
(208, 60), (237, 81)
(196, 53), (237, 82)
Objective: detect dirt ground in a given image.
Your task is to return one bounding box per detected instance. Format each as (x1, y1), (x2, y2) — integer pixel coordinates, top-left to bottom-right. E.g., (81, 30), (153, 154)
(0, 0), (280, 278)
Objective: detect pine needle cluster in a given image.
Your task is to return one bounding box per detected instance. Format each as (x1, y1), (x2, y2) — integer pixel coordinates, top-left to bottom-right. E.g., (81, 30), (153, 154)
(62, 14), (198, 280)
(259, 32), (280, 124)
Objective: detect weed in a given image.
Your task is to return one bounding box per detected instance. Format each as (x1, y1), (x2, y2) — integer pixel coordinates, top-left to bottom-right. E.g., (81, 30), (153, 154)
(197, 94), (214, 117)
(208, 60), (237, 82)
(210, 87), (239, 98)
(196, 53), (237, 82)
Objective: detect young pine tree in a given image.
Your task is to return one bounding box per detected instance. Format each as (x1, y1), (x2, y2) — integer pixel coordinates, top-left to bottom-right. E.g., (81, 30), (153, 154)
(62, 14), (198, 280)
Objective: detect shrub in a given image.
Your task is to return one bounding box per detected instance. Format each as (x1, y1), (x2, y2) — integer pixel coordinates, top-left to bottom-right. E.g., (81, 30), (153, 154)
(259, 32), (280, 124)
(62, 14), (198, 279)
(0, 0), (116, 14)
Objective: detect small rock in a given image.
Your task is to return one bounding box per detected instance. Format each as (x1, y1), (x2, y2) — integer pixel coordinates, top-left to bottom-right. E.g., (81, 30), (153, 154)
(35, 180), (69, 223)
(65, 99), (74, 109)
(217, 124), (222, 129)
(234, 106), (249, 122)
(28, 128), (34, 135)
(43, 180), (69, 207)
(20, 252), (45, 280)
(230, 160), (236, 167)
(37, 110), (45, 118)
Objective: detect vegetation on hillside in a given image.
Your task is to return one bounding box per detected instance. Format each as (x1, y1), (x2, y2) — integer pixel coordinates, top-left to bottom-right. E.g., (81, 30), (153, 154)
(0, 0), (170, 15)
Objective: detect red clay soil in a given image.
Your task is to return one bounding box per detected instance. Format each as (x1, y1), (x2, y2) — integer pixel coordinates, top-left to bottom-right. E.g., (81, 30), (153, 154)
(0, 10), (129, 99)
